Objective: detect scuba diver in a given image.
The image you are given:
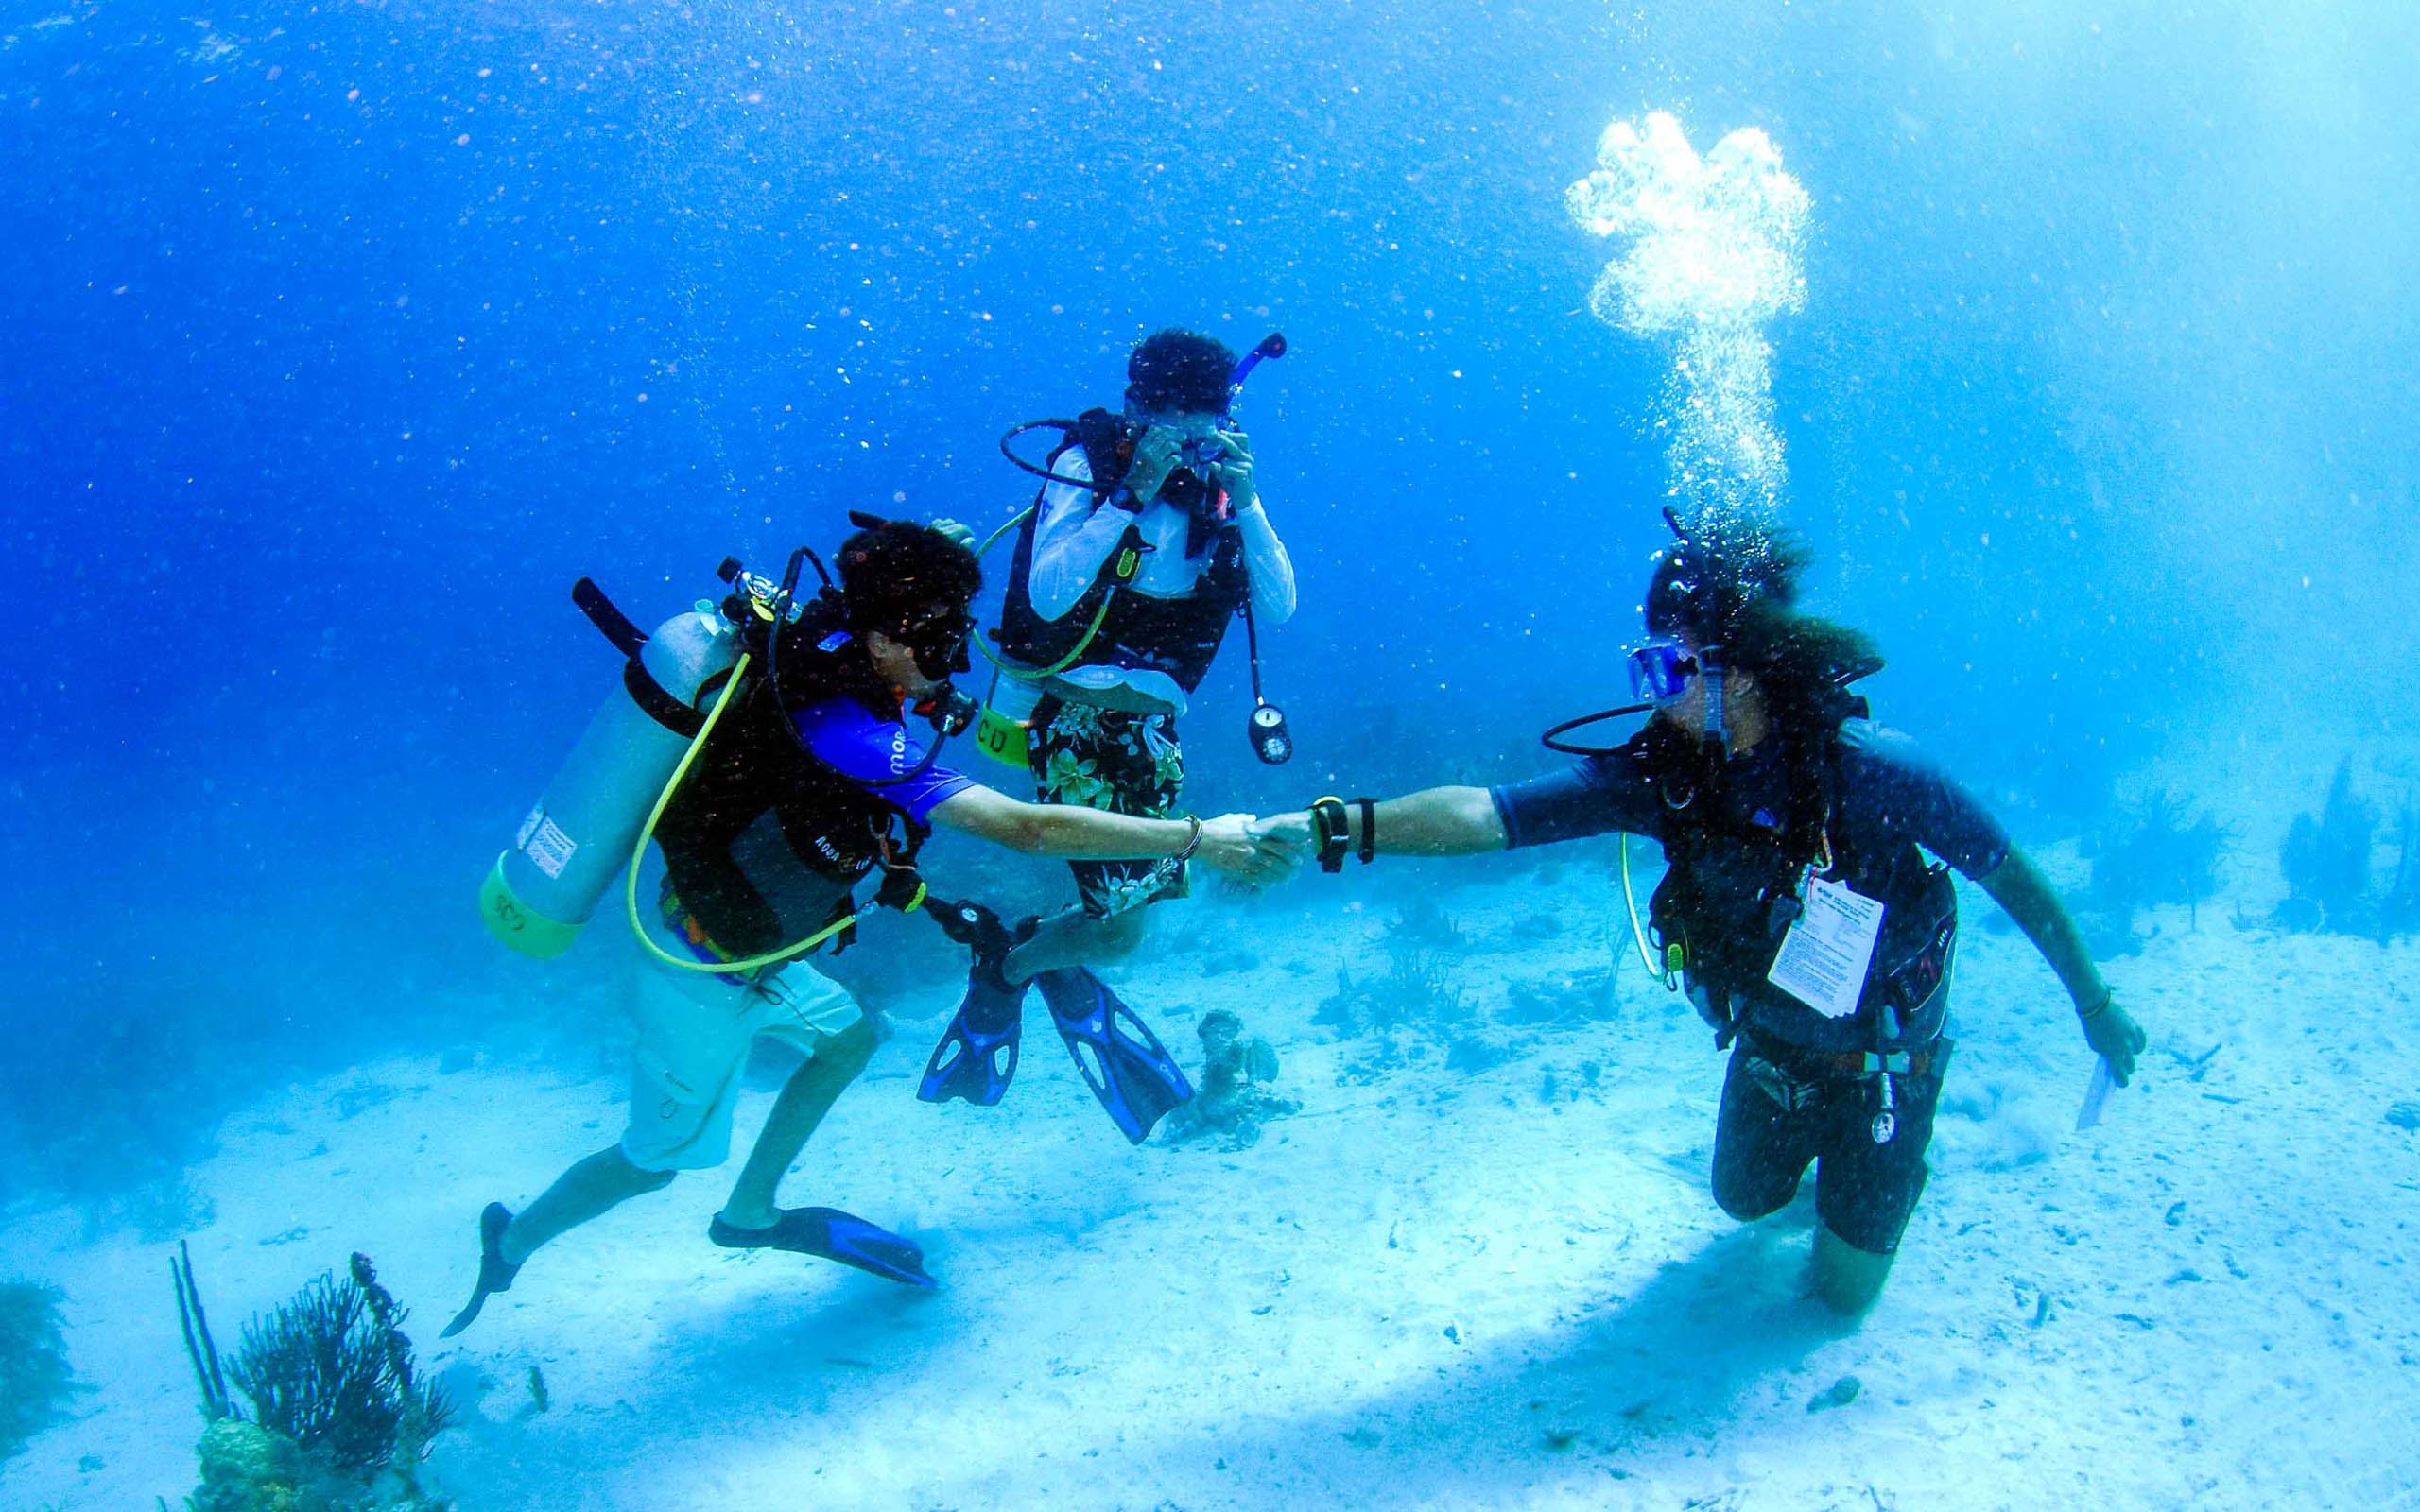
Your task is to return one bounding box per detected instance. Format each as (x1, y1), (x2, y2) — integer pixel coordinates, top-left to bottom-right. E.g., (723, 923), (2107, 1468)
(445, 516), (1288, 1337)
(918, 327), (1298, 1141)
(1249, 514), (2147, 1314)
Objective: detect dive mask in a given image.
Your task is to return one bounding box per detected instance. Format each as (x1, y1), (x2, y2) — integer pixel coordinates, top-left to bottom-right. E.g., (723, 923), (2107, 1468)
(1626, 640), (1700, 705)
(900, 605), (975, 680)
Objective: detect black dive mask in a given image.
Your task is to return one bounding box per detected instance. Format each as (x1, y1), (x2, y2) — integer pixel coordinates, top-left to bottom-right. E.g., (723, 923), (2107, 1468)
(898, 606), (974, 681)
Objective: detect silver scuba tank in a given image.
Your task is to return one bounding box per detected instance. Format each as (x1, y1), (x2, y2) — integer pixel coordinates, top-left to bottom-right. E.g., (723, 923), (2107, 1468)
(477, 604), (740, 958)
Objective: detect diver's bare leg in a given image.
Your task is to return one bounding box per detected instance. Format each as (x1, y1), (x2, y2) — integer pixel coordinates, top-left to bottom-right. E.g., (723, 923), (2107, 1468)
(717, 1016), (878, 1230)
(501, 1145), (676, 1265)
(1810, 1223), (1896, 1314)
(1003, 905), (1148, 983)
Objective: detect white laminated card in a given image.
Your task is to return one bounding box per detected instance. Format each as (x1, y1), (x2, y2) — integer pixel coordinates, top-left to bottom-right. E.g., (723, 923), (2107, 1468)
(1767, 874), (1886, 1020)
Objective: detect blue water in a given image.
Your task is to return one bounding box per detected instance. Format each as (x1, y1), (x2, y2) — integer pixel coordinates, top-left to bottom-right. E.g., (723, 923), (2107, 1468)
(4, 0), (2417, 1501)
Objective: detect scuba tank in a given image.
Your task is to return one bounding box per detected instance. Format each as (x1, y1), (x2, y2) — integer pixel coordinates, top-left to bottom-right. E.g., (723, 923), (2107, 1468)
(476, 587), (743, 959)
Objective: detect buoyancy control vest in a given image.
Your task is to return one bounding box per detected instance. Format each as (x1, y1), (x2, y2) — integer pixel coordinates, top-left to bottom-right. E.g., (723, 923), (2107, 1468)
(994, 407), (1250, 695)
(650, 596), (927, 959)
(1637, 715), (1961, 1057)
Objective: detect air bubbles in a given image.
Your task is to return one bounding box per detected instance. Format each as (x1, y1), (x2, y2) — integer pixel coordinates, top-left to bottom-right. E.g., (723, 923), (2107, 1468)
(1566, 112), (1809, 526)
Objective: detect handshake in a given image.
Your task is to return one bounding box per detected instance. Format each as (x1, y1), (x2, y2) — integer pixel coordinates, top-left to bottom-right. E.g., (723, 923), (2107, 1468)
(1186, 810), (1327, 889)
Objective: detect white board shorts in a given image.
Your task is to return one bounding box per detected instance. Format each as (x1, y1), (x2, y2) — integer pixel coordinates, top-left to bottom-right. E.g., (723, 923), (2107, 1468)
(618, 941), (862, 1173)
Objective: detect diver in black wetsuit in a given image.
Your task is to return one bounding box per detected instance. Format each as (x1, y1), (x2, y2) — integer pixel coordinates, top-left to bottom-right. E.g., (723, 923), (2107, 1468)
(1253, 517), (2146, 1314)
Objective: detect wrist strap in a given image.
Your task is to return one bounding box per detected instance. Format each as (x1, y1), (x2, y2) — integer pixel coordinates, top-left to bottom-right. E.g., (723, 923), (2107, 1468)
(1354, 798), (1376, 866)
(1310, 797), (1349, 875)
(2076, 987), (2114, 1022)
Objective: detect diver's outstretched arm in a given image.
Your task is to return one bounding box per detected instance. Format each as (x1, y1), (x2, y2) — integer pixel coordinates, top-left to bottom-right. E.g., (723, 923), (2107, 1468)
(1977, 844), (2147, 1082)
(930, 784), (1287, 885)
(1253, 786), (1508, 863)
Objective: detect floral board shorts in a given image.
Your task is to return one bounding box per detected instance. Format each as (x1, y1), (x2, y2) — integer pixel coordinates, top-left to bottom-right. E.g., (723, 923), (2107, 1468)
(1028, 694), (1188, 918)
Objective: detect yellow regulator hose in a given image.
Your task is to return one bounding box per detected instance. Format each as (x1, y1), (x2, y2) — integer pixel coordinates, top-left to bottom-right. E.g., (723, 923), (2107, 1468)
(621, 651), (862, 976)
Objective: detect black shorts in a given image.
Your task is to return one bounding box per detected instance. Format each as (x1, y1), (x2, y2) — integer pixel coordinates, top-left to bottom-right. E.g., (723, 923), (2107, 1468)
(1709, 1035), (1943, 1256)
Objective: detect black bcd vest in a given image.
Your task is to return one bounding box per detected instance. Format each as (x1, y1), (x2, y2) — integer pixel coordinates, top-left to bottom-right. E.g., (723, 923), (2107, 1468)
(1637, 713), (1959, 1055)
(651, 599), (924, 958)
(994, 407), (1250, 695)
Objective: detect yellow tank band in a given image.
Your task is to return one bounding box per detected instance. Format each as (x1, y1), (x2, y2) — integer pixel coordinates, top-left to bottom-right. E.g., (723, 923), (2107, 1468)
(479, 854), (582, 959)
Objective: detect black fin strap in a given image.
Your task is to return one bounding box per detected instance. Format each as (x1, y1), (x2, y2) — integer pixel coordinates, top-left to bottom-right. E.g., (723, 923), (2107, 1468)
(1354, 798), (1376, 865)
(623, 657), (706, 739)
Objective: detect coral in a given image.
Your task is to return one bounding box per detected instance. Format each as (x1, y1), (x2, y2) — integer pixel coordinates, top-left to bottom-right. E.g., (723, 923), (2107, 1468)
(189, 1418), (307, 1512)
(1166, 1010), (1298, 1150)
(1388, 896), (1467, 953)
(1501, 971), (1618, 1026)
(1443, 1035), (1508, 1074)
(175, 1240), (234, 1423)
(2274, 760), (2399, 937)
(1, 1280), (76, 1461)
(1318, 943), (1472, 1036)
(228, 1258), (451, 1472)
(2088, 788), (2227, 919)
(173, 1248), (452, 1512)
(0, 1009), (229, 1221)
(2378, 800), (2419, 942)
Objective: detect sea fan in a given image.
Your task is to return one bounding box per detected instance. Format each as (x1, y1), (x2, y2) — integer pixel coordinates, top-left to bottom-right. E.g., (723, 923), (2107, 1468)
(226, 1256), (452, 1471)
(0, 1280), (75, 1461)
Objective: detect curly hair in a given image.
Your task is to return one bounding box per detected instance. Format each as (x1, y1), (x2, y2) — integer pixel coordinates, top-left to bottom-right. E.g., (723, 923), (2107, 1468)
(835, 519), (981, 634)
(1727, 602), (1885, 735)
(1643, 515), (1881, 733)
(1642, 514), (1811, 644)
(1125, 327), (1237, 415)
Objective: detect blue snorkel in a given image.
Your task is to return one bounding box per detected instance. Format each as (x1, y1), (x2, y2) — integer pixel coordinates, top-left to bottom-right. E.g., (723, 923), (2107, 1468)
(1230, 333), (1294, 765)
(1228, 331), (1288, 407)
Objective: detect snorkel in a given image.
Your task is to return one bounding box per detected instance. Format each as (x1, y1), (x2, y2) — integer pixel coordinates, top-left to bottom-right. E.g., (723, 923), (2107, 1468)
(1228, 331), (1288, 400)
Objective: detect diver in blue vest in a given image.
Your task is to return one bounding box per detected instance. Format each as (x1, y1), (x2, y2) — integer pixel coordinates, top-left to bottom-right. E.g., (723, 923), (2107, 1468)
(445, 517), (1288, 1336)
(918, 329), (1298, 1139)
(1252, 515), (2146, 1314)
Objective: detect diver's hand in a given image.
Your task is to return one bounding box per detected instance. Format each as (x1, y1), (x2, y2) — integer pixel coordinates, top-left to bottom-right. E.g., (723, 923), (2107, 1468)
(1248, 810), (1319, 868)
(1194, 812), (1296, 889)
(1210, 428), (1256, 512)
(1123, 425), (1184, 507)
(930, 517), (977, 552)
(2080, 988), (2146, 1085)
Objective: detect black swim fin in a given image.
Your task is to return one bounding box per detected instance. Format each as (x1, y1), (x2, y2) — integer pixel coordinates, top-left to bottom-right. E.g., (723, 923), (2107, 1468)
(918, 901), (1034, 1107)
(1033, 967), (1195, 1144)
(439, 1201), (522, 1339)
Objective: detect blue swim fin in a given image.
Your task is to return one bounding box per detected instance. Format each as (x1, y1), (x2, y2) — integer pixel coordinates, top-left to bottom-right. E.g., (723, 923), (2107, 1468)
(1034, 967), (1195, 1144)
(919, 901), (1031, 1107)
(709, 1206), (936, 1288)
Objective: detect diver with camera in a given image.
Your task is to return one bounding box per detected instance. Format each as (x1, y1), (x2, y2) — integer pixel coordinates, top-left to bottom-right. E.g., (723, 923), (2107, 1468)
(446, 514), (1287, 1334)
(909, 328), (1300, 1143)
(987, 327), (1295, 960)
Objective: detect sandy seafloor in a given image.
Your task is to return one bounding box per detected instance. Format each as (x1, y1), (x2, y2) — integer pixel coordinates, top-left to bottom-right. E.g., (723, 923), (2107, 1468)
(9, 737), (2420, 1511)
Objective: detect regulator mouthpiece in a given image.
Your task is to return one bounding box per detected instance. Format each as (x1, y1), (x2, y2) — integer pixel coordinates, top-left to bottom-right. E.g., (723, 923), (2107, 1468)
(924, 685), (980, 738)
